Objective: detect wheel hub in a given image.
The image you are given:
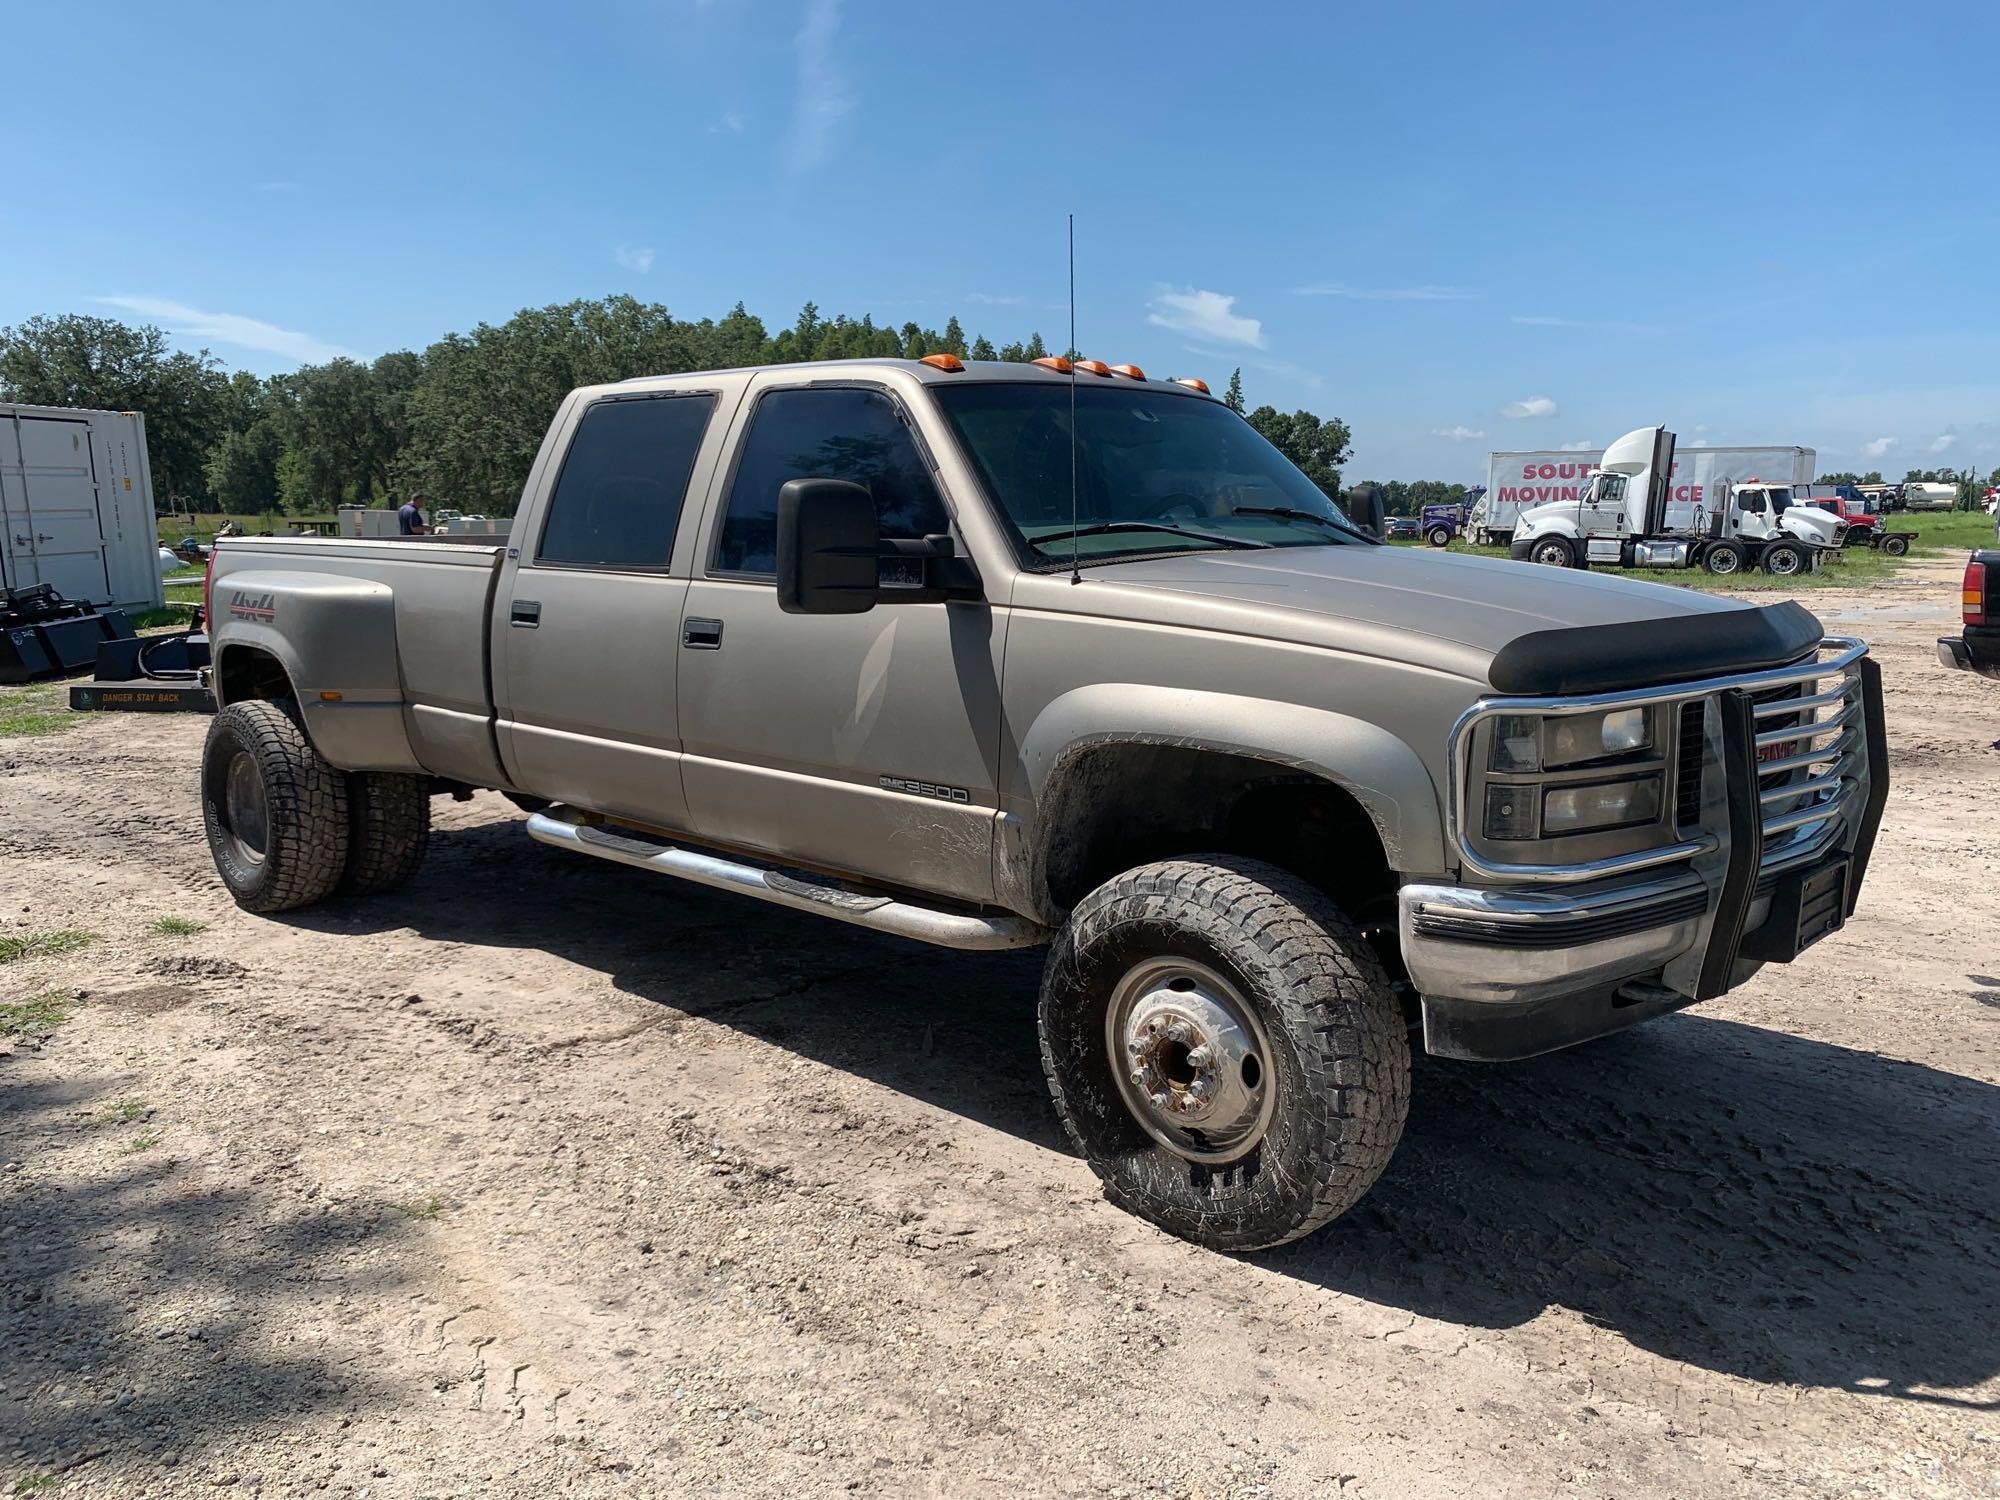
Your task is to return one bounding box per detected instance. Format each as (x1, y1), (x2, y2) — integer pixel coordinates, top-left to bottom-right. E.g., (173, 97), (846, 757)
(223, 749), (269, 866)
(1106, 958), (1273, 1164)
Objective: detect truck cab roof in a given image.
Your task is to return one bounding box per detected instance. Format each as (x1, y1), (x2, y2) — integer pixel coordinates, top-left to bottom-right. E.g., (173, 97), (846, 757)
(614, 356), (1218, 397)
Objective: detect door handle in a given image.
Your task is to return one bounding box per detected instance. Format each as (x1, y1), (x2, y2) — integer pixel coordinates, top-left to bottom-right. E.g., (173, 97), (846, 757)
(510, 599), (541, 628)
(682, 617), (723, 650)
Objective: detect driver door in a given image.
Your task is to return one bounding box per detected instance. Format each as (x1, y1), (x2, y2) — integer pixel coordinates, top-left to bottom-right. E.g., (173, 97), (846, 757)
(675, 379), (1005, 905)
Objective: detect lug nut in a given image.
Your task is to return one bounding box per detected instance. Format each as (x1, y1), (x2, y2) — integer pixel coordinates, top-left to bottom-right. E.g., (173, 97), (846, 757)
(1166, 1021), (1194, 1045)
(1185, 1046), (1212, 1069)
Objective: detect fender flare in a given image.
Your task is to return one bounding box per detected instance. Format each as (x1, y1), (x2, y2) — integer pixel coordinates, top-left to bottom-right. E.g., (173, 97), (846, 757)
(1008, 684), (1448, 916)
(208, 570), (421, 772)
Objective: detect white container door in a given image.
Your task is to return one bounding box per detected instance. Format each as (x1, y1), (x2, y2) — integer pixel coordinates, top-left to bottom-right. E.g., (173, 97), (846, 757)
(2, 414), (111, 601)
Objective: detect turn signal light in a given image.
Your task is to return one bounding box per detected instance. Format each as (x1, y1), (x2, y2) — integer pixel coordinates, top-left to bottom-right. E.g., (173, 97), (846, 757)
(1073, 359), (1111, 376)
(919, 353), (964, 372)
(1173, 377), (1210, 394)
(1032, 356), (1073, 374)
(1108, 363), (1146, 380)
(1966, 560), (1988, 625)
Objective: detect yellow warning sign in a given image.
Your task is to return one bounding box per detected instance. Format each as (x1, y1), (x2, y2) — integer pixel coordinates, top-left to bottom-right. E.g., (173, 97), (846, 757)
(124, 477), (132, 490)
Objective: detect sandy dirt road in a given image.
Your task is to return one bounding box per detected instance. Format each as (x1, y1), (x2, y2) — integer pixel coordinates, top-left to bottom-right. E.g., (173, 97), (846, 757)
(2, 553), (1996, 1498)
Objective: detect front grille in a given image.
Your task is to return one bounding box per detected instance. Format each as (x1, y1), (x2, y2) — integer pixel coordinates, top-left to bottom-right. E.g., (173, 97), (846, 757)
(1674, 701), (1706, 827)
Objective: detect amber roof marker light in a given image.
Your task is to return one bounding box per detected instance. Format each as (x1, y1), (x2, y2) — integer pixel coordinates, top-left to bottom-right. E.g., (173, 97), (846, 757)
(1108, 363), (1147, 380)
(1172, 377), (1211, 395)
(1032, 356), (1074, 374)
(1073, 359), (1111, 376)
(919, 353), (965, 372)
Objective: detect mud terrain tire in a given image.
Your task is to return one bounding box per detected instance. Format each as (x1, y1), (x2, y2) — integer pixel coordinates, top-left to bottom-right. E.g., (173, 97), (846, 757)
(1039, 855), (1411, 1252)
(202, 700), (350, 913)
(341, 773), (431, 896)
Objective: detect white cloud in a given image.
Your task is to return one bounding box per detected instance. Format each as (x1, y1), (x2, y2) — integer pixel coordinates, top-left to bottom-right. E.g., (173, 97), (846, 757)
(1294, 283), (1475, 301)
(91, 295), (356, 364)
(1148, 287), (1264, 348)
(1694, 423), (1709, 433)
(785, 0), (851, 172)
(1500, 395), (1558, 420)
(1558, 440), (1594, 451)
(965, 292), (1025, 306)
(1929, 433), (1956, 453)
(1510, 313), (1661, 335)
(1687, 439), (1709, 447)
(613, 245), (656, 273)
(1432, 425), (1486, 441)
(707, 110), (746, 135)
(1862, 436), (1898, 458)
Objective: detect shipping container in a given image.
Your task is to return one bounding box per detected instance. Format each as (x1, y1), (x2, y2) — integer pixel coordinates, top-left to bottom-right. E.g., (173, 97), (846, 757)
(1471, 443), (1816, 545)
(0, 403), (164, 613)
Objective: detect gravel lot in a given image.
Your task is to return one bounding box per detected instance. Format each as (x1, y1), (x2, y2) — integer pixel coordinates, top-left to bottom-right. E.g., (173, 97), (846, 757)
(3, 554), (1995, 1498)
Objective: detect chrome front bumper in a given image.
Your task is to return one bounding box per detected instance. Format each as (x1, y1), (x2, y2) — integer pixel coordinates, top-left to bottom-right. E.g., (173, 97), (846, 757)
(1401, 638), (1889, 1057)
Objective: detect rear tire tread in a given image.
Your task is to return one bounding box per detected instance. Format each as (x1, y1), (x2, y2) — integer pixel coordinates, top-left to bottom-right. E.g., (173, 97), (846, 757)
(202, 700), (350, 913)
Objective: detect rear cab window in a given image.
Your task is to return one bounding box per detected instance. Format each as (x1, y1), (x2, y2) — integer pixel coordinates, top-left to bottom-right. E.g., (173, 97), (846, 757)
(535, 394), (717, 571)
(711, 386), (950, 577)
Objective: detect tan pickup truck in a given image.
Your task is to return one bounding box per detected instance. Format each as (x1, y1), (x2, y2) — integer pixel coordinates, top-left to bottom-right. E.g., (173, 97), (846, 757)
(198, 357), (1889, 1250)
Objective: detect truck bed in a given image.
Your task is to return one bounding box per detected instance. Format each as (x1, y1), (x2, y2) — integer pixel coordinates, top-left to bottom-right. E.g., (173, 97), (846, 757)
(208, 536), (509, 786)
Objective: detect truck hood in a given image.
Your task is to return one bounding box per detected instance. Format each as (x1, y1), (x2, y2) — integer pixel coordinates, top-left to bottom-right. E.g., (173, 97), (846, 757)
(1082, 544), (1816, 689)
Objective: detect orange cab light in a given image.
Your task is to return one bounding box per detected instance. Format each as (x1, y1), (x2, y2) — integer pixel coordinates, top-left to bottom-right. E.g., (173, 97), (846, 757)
(1032, 356), (1074, 374)
(1108, 363), (1146, 380)
(1173, 377), (1211, 394)
(1073, 359), (1111, 376)
(919, 353), (964, 372)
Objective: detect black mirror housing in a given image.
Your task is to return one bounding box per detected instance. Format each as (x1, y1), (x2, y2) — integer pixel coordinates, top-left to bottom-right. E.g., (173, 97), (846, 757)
(776, 478), (880, 615)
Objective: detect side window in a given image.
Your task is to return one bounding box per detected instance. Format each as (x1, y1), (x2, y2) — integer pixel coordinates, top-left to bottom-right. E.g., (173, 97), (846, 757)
(536, 394), (716, 570)
(714, 387), (950, 576)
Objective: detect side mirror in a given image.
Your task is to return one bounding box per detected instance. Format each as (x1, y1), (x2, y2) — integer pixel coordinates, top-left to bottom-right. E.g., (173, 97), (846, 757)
(1347, 485), (1384, 539)
(776, 478), (879, 615)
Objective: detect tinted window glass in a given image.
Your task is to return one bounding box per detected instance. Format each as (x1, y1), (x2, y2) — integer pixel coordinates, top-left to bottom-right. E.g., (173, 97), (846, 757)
(716, 387), (949, 574)
(537, 395), (715, 569)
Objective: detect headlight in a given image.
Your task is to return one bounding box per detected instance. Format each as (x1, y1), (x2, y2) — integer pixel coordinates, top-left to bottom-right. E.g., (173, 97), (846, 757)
(1489, 707), (1652, 772)
(1540, 775), (1663, 836)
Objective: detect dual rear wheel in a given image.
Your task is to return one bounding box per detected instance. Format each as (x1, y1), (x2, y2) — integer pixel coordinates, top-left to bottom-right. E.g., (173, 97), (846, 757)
(201, 700), (430, 913)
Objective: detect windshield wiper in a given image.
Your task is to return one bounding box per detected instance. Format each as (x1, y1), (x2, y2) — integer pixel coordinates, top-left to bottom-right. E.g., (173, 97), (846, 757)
(1029, 520), (1271, 553)
(1231, 505), (1370, 542)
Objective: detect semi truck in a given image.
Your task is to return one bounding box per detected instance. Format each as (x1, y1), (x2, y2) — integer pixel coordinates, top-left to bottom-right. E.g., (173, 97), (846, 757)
(194, 357), (1887, 1252)
(1474, 443), (1817, 547)
(1508, 426), (1846, 576)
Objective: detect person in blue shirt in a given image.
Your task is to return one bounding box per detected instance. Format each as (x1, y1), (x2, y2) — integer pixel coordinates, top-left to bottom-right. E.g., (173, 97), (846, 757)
(397, 493), (430, 535)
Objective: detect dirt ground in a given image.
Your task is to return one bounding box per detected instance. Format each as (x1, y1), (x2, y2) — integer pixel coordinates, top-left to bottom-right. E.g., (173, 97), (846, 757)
(2, 553), (1995, 1499)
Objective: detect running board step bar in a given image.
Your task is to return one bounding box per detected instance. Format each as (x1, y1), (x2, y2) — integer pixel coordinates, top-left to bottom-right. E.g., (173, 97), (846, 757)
(525, 807), (1049, 952)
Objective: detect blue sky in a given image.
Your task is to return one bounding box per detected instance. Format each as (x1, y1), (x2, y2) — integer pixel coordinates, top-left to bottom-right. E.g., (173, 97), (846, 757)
(2, 0), (1993, 481)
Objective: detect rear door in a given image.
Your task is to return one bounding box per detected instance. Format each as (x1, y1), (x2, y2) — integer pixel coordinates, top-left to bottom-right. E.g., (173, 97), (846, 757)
(496, 389), (727, 830)
(2, 413), (111, 601)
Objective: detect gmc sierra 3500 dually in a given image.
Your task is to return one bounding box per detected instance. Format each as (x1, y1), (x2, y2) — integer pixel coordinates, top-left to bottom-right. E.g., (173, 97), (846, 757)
(197, 356), (1889, 1250)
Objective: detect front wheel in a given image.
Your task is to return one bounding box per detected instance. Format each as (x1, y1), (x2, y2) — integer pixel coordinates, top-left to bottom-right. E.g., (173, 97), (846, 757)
(1038, 856), (1411, 1252)
(1704, 540), (1746, 575)
(1881, 534), (1910, 557)
(202, 701), (350, 913)
(1762, 540), (1807, 576)
(1426, 526), (1453, 548)
(1530, 536), (1577, 568)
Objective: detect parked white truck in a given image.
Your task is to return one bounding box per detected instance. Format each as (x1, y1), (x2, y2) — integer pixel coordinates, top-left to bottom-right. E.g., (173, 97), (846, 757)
(1508, 427), (1845, 577)
(1474, 443), (1816, 547)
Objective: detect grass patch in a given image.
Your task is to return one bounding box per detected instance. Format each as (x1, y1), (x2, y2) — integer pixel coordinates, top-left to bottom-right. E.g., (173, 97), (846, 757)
(118, 1130), (162, 1155)
(0, 684), (76, 738)
(393, 1194), (446, 1220)
(150, 915), (208, 937)
(129, 604), (200, 630)
(0, 929), (94, 964)
(86, 1098), (151, 1127)
(0, 989), (79, 1041)
(12, 1474), (58, 1495)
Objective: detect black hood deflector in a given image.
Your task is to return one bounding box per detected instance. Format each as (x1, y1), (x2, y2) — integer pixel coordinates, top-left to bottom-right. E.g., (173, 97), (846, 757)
(1487, 600), (1824, 696)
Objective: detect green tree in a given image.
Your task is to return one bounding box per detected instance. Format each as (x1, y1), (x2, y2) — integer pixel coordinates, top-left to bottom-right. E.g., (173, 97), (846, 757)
(204, 419), (285, 513)
(1246, 406), (1353, 497)
(0, 313), (230, 505)
(939, 317), (967, 357)
(1224, 368), (1245, 413)
(969, 335), (996, 361)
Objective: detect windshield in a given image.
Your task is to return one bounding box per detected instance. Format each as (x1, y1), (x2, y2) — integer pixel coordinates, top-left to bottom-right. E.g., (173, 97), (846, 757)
(929, 382), (1368, 566)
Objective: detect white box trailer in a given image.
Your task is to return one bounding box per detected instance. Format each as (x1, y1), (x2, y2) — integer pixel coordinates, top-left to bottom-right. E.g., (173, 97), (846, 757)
(1472, 443), (1816, 545)
(0, 403), (165, 614)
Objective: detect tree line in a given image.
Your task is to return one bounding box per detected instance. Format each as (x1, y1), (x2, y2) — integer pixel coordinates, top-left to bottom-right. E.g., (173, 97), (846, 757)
(0, 302), (1356, 517)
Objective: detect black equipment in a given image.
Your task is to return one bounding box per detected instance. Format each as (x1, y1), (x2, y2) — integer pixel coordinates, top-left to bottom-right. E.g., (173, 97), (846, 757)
(0, 584), (135, 684)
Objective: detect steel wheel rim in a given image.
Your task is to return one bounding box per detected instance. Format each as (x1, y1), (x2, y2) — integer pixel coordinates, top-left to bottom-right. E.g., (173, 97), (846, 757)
(1533, 542), (1568, 566)
(223, 749), (269, 866)
(1767, 548), (1801, 576)
(1710, 549), (1739, 574)
(1106, 957), (1275, 1164)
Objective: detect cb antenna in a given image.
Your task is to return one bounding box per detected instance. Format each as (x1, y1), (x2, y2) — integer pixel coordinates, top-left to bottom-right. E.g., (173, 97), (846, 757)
(1068, 212), (1081, 585)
